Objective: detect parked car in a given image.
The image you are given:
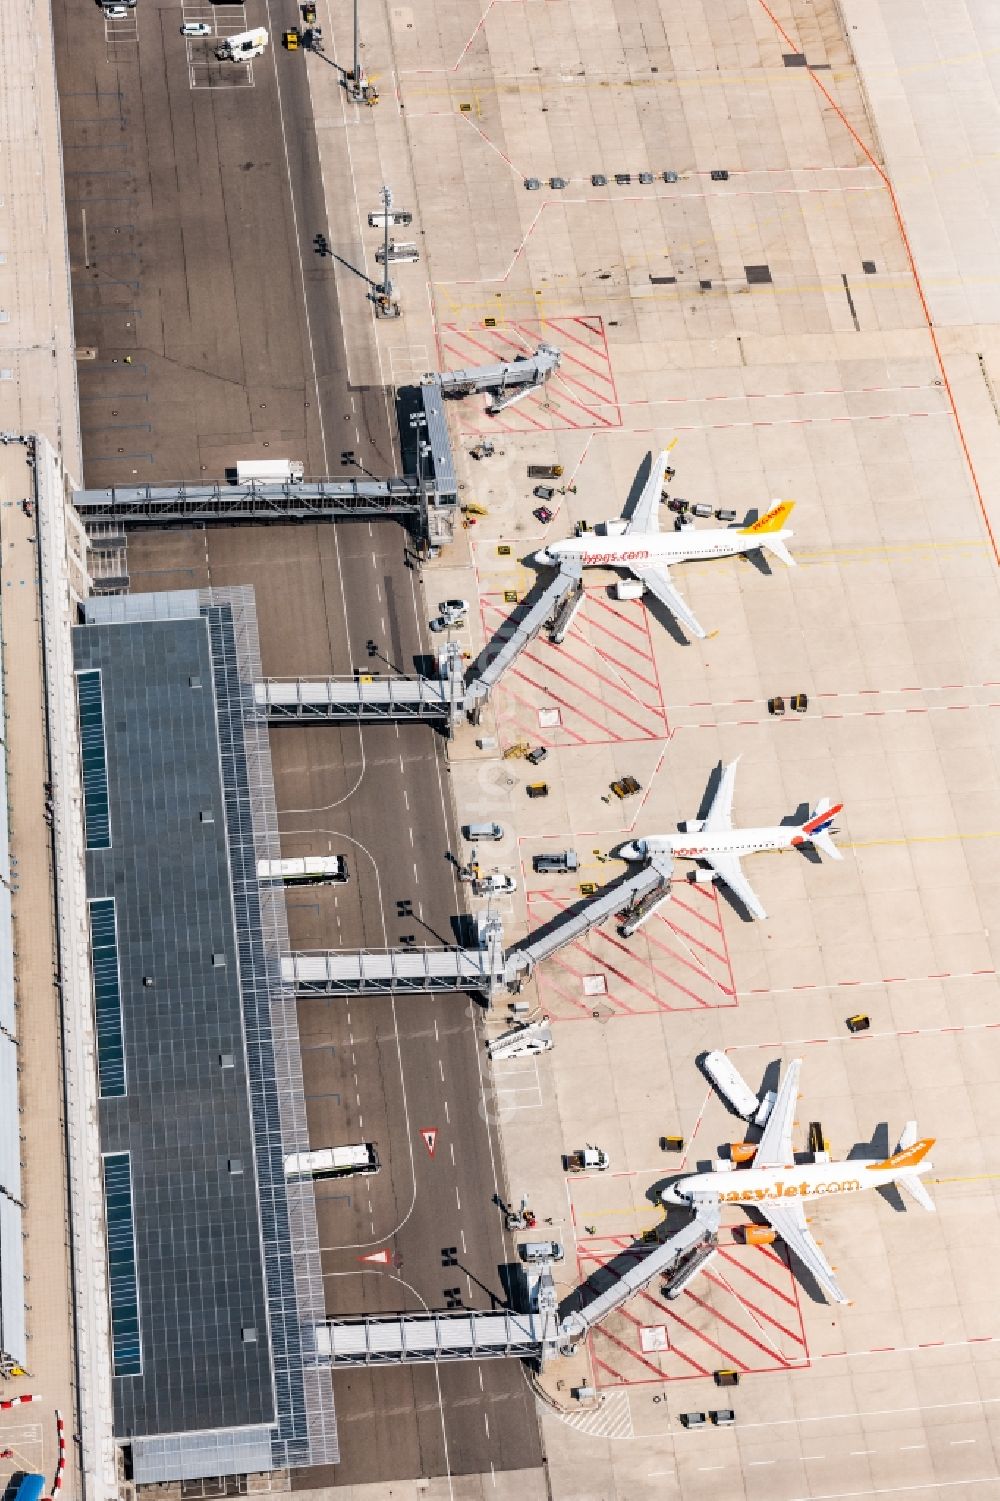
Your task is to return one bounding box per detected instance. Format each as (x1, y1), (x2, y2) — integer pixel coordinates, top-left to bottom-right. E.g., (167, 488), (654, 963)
(104, 4), (129, 15)
(181, 20), (212, 34)
(438, 598), (470, 617)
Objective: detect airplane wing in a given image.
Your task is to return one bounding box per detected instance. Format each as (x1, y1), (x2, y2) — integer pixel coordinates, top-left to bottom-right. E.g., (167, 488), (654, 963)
(631, 564), (706, 640)
(701, 758), (739, 834)
(703, 852), (767, 921)
(757, 1198), (849, 1305)
(624, 451), (669, 537)
(754, 1058), (802, 1168)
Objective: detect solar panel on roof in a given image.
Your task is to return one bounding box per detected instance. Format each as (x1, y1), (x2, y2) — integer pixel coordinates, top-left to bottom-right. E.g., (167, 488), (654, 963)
(102, 1152), (142, 1376)
(89, 899), (126, 1097)
(76, 670), (111, 848)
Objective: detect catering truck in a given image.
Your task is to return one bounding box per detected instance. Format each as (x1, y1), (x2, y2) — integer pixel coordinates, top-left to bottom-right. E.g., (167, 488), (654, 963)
(231, 457), (303, 484)
(216, 27), (269, 61)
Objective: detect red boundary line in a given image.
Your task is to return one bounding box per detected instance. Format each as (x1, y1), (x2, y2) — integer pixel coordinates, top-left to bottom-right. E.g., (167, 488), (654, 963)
(754, 0), (999, 567)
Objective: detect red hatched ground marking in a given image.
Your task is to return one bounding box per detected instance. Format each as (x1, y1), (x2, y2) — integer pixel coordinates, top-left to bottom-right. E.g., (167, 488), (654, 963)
(482, 590), (668, 747)
(578, 1233), (808, 1387)
(436, 316), (622, 433)
(530, 881), (737, 1020)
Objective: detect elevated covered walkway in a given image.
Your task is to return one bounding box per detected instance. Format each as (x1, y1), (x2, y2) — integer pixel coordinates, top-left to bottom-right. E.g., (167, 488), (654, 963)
(504, 856), (673, 986)
(73, 477), (427, 527)
(311, 1199), (720, 1368)
(313, 1307), (558, 1366)
(257, 675), (460, 724)
(557, 1198), (720, 1346)
(464, 563), (582, 715)
(431, 344), (561, 414)
(283, 923), (506, 999)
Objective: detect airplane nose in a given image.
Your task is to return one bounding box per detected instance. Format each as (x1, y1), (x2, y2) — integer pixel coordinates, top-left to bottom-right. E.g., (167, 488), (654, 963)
(620, 840), (646, 861)
(534, 548), (552, 566)
(661, 1183), (683, 1206)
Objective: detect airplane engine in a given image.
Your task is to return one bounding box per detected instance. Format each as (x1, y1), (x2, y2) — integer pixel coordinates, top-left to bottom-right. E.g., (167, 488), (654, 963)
(691, 868), (716, 884)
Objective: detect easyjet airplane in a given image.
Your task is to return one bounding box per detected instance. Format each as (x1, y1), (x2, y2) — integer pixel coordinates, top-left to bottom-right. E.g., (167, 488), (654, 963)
(532, 448), (796, 639)
(620, 756), (843, 920)
(663, 1057), (936, 1304)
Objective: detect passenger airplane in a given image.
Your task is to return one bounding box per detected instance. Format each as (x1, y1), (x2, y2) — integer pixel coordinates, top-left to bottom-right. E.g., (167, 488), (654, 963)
(532, 449), (796, 639)
(663, 1057), (935, 1304)
(620, 757), (843, 920)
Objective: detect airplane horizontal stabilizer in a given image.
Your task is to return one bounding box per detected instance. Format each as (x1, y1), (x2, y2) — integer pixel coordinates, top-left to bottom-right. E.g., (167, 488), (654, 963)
(895, 1171), (936, 1213)
(759, 534), (796, 568)
(810, 829), (843, 862)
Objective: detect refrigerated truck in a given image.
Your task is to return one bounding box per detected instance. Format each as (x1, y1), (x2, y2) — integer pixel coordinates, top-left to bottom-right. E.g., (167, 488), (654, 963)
(233, 457), (303, 484)
(284, 1144), (380, 1180)
(257, 855), (348, 885)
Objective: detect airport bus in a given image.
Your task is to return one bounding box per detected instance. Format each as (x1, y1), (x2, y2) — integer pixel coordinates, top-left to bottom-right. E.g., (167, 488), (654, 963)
(257, 855), (348, 885)
(284, 1144), (380, 1181)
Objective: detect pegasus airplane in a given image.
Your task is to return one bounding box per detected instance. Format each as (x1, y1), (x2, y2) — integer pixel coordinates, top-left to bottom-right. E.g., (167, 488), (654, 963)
(532, 449), (796, 639)
(620, 757), (843, 920)
(663, 1057), (935, 1304)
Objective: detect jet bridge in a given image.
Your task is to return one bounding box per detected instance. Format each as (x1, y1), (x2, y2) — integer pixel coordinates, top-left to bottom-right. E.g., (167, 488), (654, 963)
(256, 674), (461, 725)
(430, 344), (561, 414)
(504, 856), (674, 988)
(464, 562), (583, 717)
(313, 1306), (559, 1366)
(311, 1200), (719, 1369)
(283, 944), (506, 1000)
(557, 1198), (720, 1348)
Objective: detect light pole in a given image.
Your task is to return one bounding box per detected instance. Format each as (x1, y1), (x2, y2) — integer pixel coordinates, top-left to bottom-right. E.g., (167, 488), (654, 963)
(374, 185), (399, 317)
(352, 0), (362, 92)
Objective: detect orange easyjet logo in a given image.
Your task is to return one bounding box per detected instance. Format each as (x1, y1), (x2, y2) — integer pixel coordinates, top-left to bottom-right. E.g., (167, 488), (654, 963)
(866, 1138), (934, 1172)
(720, 1179), (861, 1204)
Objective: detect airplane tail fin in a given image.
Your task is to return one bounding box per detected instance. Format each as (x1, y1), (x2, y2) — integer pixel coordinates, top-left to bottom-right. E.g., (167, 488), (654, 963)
(885, 1124), (936, 1209)
(740, 500), (795, 536)
(800, 801), (844, 860)
(867, 1130), (935, 1175)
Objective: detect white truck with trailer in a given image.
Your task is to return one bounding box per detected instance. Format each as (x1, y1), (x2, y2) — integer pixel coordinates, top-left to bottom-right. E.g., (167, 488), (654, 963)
(232, 457), (303, 484)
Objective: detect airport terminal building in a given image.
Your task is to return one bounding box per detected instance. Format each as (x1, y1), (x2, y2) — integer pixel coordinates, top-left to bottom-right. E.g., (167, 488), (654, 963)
(73, 588), (337, 1485)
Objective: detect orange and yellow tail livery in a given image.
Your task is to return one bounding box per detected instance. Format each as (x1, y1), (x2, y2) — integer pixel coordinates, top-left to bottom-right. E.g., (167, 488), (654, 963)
(867, 1137), (935, 1173)
(741, 500), (795, 534)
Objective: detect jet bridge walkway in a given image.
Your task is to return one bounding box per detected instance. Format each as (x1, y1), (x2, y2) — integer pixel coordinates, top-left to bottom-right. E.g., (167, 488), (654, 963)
(557, 1198), (720, 1347)
(282, 937), (506, 999)
(464, 563), (583, 717)
(256, 675), (461, 724)
(430, 343), (561, 414)
(311, 1200), (719, 1368)
(313, 1307), (559, 1366)
(504, 855), (674, 987)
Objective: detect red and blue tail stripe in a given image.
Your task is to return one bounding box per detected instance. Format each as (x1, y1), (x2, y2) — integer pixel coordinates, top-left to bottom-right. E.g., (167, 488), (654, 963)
(802, 803), (843, 836)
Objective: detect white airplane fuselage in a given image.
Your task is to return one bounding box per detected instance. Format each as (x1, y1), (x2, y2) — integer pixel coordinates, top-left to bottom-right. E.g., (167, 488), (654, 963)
(621, 827), (807, 863)
(536, 526), (793, 570)
(664, 1154), (933, 1207)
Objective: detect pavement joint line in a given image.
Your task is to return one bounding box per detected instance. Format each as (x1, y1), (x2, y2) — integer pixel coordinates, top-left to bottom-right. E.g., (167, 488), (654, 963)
(727, 1015), (1000, 1049)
